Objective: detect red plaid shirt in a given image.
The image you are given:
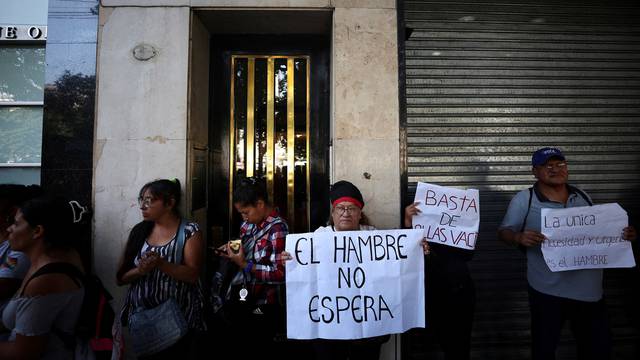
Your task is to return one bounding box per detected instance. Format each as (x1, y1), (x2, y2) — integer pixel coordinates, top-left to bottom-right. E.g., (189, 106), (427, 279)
(239, 210), (288, 305)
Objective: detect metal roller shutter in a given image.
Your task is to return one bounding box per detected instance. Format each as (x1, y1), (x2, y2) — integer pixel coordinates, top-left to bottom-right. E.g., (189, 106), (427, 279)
(402, 1), (640, 358)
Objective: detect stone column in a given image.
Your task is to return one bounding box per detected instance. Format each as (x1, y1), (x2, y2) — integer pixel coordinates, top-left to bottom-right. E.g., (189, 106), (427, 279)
(93, 6), (190, 301)
(332, 1), (400, 229)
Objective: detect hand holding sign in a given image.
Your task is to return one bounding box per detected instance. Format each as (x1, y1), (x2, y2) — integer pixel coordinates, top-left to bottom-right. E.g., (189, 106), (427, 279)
(516, 230), (545, 247)
(412, 182), (480, 250)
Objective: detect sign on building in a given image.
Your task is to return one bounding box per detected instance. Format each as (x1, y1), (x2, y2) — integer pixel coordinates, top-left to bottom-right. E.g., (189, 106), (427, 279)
(0, 25), (47, 41)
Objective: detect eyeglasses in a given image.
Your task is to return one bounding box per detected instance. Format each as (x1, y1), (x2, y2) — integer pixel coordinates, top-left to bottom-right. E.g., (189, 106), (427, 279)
(334, 205), (360, 215)
(138, 196), (156, 208)
(541, 162), (568, 171)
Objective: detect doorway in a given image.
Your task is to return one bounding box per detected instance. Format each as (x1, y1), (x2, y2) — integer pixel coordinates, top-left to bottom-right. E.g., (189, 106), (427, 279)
(208, 33), (331, 246)
(229, 55), (311, 232)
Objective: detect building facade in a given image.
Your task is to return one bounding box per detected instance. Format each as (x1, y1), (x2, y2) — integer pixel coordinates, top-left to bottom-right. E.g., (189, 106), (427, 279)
(5, 0), (639, 359)
(93, 0), (403, 358)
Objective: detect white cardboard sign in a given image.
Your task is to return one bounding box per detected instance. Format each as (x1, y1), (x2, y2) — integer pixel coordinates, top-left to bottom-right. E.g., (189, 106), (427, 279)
(285, 229), (425, 340)
(412, 182), (480, 250)
(540, 203), (636, 272)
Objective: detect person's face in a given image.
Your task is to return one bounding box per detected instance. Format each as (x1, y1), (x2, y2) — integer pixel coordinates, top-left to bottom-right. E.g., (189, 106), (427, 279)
(533, 157), (569, 186)
(139, 189), (173, 221)
(235, 200), (267, 225)
(331, 201), (362, 231)
(7, 210), (39, 252)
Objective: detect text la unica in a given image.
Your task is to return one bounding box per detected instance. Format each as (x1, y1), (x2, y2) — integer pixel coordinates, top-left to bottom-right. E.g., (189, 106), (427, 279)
(543, 213), (596, 228)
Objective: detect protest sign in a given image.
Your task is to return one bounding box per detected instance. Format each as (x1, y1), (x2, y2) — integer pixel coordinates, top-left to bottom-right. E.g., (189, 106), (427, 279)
(541, 203), (636, 272)
(285, 229), (425, 340)
(412, 182), (480, 250)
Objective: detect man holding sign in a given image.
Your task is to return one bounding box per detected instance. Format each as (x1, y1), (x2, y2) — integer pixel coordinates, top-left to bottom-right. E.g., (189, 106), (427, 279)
(498, 147), (637, 360)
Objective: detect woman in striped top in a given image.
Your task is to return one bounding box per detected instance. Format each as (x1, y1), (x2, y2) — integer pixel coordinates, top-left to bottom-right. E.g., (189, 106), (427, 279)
(116, 179), (205, 359)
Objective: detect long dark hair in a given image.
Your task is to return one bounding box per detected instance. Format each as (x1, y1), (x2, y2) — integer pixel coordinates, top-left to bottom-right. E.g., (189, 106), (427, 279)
(116, 179), (181, 284)
(116, 221), (154, 284)
(19, 196), (77, 249)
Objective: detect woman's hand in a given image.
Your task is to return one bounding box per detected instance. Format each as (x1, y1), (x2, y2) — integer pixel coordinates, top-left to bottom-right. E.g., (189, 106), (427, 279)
(623, 226), (637, 242)
(138, 251), (161, 274)
(421, 238), (430, 255)
(226, 242), (247, 268)
(404, 202), (421, 228)
(281, 251), (293, 264)
(214, 243), (228, 257)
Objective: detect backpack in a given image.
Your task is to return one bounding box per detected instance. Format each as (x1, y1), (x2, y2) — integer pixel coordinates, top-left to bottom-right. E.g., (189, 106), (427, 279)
(21, 262), (115, 360)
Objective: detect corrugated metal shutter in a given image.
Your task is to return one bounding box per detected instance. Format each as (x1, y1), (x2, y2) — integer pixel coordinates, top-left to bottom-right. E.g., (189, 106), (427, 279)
(402, 1), (640, 359)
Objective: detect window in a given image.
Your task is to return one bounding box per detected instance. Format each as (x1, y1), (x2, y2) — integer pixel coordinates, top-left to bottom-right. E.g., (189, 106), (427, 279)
(0, 45), (45, 182)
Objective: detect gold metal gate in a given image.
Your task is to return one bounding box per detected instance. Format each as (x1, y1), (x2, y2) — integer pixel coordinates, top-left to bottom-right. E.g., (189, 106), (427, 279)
(229, 55), (310, 232)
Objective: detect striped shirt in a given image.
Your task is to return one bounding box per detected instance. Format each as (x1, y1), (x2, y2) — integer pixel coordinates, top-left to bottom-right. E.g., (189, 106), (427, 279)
(231, 211), (288, 305)
(122, 222), (206, 330)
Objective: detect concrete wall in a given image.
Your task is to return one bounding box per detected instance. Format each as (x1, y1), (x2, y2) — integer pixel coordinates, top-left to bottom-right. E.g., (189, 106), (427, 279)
(94, 3), (399, 355)
(93, 6), (190, 300)
(331, 5), (399, 230)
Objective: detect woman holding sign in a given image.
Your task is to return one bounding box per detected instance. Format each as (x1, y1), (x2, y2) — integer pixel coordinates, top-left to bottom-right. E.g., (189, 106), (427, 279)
(405, 202), (475, 360)
(310, 180), (389, 360)
(283, 180), (430, 359)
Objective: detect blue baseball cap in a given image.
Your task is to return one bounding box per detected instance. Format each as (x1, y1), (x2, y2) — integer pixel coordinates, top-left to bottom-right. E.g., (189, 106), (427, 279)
(532, 147), (565, 167)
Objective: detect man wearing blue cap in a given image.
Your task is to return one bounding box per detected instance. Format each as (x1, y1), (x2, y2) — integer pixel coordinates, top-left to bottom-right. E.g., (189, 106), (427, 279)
(498, 147), (636, 360)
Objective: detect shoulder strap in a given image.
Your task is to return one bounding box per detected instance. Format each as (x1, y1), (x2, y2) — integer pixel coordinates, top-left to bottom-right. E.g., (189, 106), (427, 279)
(20, 262), (84, 296)
(573, 187), (593, 206)
(519, 187), (534, 233)
(168, 220), (188, 298)
(245, 217), (285, 249)
(174, 219), (187, 265)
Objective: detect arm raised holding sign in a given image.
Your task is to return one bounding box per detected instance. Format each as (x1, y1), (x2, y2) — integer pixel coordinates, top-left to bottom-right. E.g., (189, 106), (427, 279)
(403, 198), (475, 360)
(404, 202), (430, 255)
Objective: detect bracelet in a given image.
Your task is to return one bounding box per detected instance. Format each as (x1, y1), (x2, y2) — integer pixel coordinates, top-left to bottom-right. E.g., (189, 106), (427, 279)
(244, 260), (254, 273)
